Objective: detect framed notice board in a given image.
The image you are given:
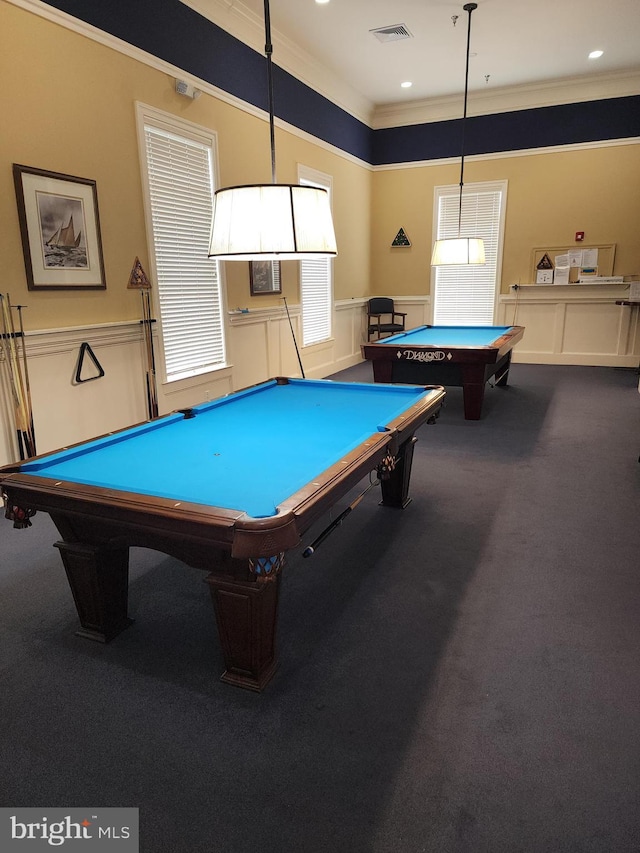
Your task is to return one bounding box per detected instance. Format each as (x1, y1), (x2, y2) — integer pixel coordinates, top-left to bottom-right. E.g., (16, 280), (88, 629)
(531, 243), (616, 283)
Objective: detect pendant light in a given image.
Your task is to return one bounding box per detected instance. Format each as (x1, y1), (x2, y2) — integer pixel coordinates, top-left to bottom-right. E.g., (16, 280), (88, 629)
(208, 0), (337, 261)
(431, 3), (485, 266)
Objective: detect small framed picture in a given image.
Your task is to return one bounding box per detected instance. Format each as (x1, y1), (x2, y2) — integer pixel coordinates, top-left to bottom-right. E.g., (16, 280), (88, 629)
(249, 260), (281, 295)
(13, 164), (106, 290)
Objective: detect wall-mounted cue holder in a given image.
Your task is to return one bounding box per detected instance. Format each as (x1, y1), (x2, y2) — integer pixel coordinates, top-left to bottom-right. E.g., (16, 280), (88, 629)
(74, 341), (105, 384)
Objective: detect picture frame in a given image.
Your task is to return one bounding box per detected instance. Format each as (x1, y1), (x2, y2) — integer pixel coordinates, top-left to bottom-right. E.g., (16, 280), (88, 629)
(249, 260), (281, 295)
(13, 164), (106, 290)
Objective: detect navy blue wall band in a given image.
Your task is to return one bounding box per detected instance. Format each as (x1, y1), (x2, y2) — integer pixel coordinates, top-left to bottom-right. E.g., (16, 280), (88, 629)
(372, 96), (640, 165)
(43, 0), (372, 162)
(43, 0), (639, 166)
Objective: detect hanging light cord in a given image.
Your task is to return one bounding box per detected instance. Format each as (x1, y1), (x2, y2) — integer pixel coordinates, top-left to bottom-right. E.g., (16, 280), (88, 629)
(264, 1), (306, 377)
(264, 0), (277, 184)
(457, 2), (477, 237)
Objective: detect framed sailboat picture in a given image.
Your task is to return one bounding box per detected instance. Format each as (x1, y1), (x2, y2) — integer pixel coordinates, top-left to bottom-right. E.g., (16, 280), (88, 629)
(249, 260), (281, 295)
(13, 164), (106, 290)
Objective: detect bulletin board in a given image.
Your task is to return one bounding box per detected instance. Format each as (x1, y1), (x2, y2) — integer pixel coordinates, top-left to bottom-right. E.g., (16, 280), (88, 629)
(531, 243), (616, 283)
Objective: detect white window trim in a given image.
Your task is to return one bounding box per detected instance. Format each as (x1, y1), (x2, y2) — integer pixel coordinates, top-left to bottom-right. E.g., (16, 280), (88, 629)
(298, 164), (334, 348)
(430, 179), (508, 324)
(135, 102), (228, 385)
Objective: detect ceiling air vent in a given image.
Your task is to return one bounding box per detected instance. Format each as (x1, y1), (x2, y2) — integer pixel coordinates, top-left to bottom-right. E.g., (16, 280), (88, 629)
(370, 24), (413, 43)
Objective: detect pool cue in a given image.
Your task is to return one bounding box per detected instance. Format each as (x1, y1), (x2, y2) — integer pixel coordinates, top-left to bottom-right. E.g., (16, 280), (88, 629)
(13, 302), (36, 455)
(512, 282), (521, 326)
(3, 293), (35, 458)
(128, 258), (158, 420)
(302, 478), (380, 558)
(282, 296), (305, 378)
(0, 294), (25, 457)
(141, 288), (158, 418)
(0, 294), (34, 458)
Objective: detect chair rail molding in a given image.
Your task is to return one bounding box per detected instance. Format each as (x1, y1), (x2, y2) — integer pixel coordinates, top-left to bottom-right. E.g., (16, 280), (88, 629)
(499, 288), (639, 366)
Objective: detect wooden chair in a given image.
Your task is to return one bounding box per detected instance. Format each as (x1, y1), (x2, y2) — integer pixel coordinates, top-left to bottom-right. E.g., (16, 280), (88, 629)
(367, 297), (406, 341)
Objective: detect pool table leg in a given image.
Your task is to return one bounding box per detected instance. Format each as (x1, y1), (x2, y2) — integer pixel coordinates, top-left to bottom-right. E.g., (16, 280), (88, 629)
(371, 361), (393, 383)
(460, 365), (487, 420)
(54, 539), (133, 643)
(205, 566), (280, 692)
(379, 436), (417, 509)
(494, 351), (513, 386)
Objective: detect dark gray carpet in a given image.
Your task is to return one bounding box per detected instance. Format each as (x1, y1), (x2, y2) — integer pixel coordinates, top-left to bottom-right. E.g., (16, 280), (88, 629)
(1, 364), (639, 852)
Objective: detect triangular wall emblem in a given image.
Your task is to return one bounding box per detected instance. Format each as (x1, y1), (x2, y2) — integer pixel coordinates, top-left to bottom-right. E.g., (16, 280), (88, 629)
(536, 253), (554, 269)
(127, 256), (152, 289)
(391, 227), (411, 247)
(75, 342), (105, 384)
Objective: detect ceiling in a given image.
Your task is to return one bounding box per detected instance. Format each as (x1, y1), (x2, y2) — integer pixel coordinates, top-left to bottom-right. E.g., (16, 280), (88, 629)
(184, 0), (640, 122)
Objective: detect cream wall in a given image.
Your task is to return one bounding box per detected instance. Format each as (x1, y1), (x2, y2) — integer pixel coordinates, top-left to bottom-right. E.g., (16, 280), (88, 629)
(0, 0), (638, 468)
(0, 3), (145, 329)
(371, 143), (640, 296)
(0, 0), (371, 464)
(0, 1), (371, 329)
(370, 143), (640, 366)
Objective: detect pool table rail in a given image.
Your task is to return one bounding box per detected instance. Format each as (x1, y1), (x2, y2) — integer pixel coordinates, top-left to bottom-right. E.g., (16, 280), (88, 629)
(0, 378), (446, 691)
(362, 325), (525, 419)
(0, 382), (446, 560)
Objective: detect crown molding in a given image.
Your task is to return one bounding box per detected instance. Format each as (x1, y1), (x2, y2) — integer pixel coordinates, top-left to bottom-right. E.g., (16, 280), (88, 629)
(179, 2), (640, 130)
(8, 0), (639, 160)
(372, 70), (640, 129)
(179, 0), (374, 125)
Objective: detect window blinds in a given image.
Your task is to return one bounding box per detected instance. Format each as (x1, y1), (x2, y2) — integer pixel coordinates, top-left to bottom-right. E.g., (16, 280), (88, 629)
(433, 185), (504, 326)
(301, 257), (331, 345)
(299, 175), (332, 346)
(144, 124), (226, 382)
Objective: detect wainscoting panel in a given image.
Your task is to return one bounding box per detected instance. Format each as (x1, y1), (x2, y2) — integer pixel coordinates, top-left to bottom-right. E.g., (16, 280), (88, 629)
(0, 322), (148, 466)
(227, 306), (302, 381)
(226, 300), (370, 382)
(619, 303), (640, 357)
(331, 300), (367, 372)
(399, 300), (433, 333)
(499, 286), (639, 366)
(505, 301), (557, 353)
(228, 314), (273, 389)
(563, 302), (623, 354)
(3, 293), (635, 467)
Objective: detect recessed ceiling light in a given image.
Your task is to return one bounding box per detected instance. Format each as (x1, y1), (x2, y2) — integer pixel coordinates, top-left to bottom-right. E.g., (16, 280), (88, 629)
(589, 49), (604, 59)
(401, 81), (413, 88)
(315, 0), (330, 5)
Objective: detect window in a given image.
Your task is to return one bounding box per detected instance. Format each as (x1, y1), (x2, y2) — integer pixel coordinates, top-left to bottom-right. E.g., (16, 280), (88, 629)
(298, 167), (333, 346)
(432, 181), (507, 325)
(137, 106), (226, 383)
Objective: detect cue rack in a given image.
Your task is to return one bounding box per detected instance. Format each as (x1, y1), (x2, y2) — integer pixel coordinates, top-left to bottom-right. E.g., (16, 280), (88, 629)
(128, 257), (159, 419)
(0, 293), (36, 460)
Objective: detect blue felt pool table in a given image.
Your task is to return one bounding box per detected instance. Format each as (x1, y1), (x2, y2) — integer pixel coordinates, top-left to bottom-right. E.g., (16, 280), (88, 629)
(0, 377), (445, 690)
(362, 325), (525, 419)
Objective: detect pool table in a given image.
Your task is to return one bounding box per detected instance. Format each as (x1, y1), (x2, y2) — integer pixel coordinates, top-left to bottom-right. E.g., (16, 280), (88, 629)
(0, 377), (445, 691)
(362, 325), (525, 420)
